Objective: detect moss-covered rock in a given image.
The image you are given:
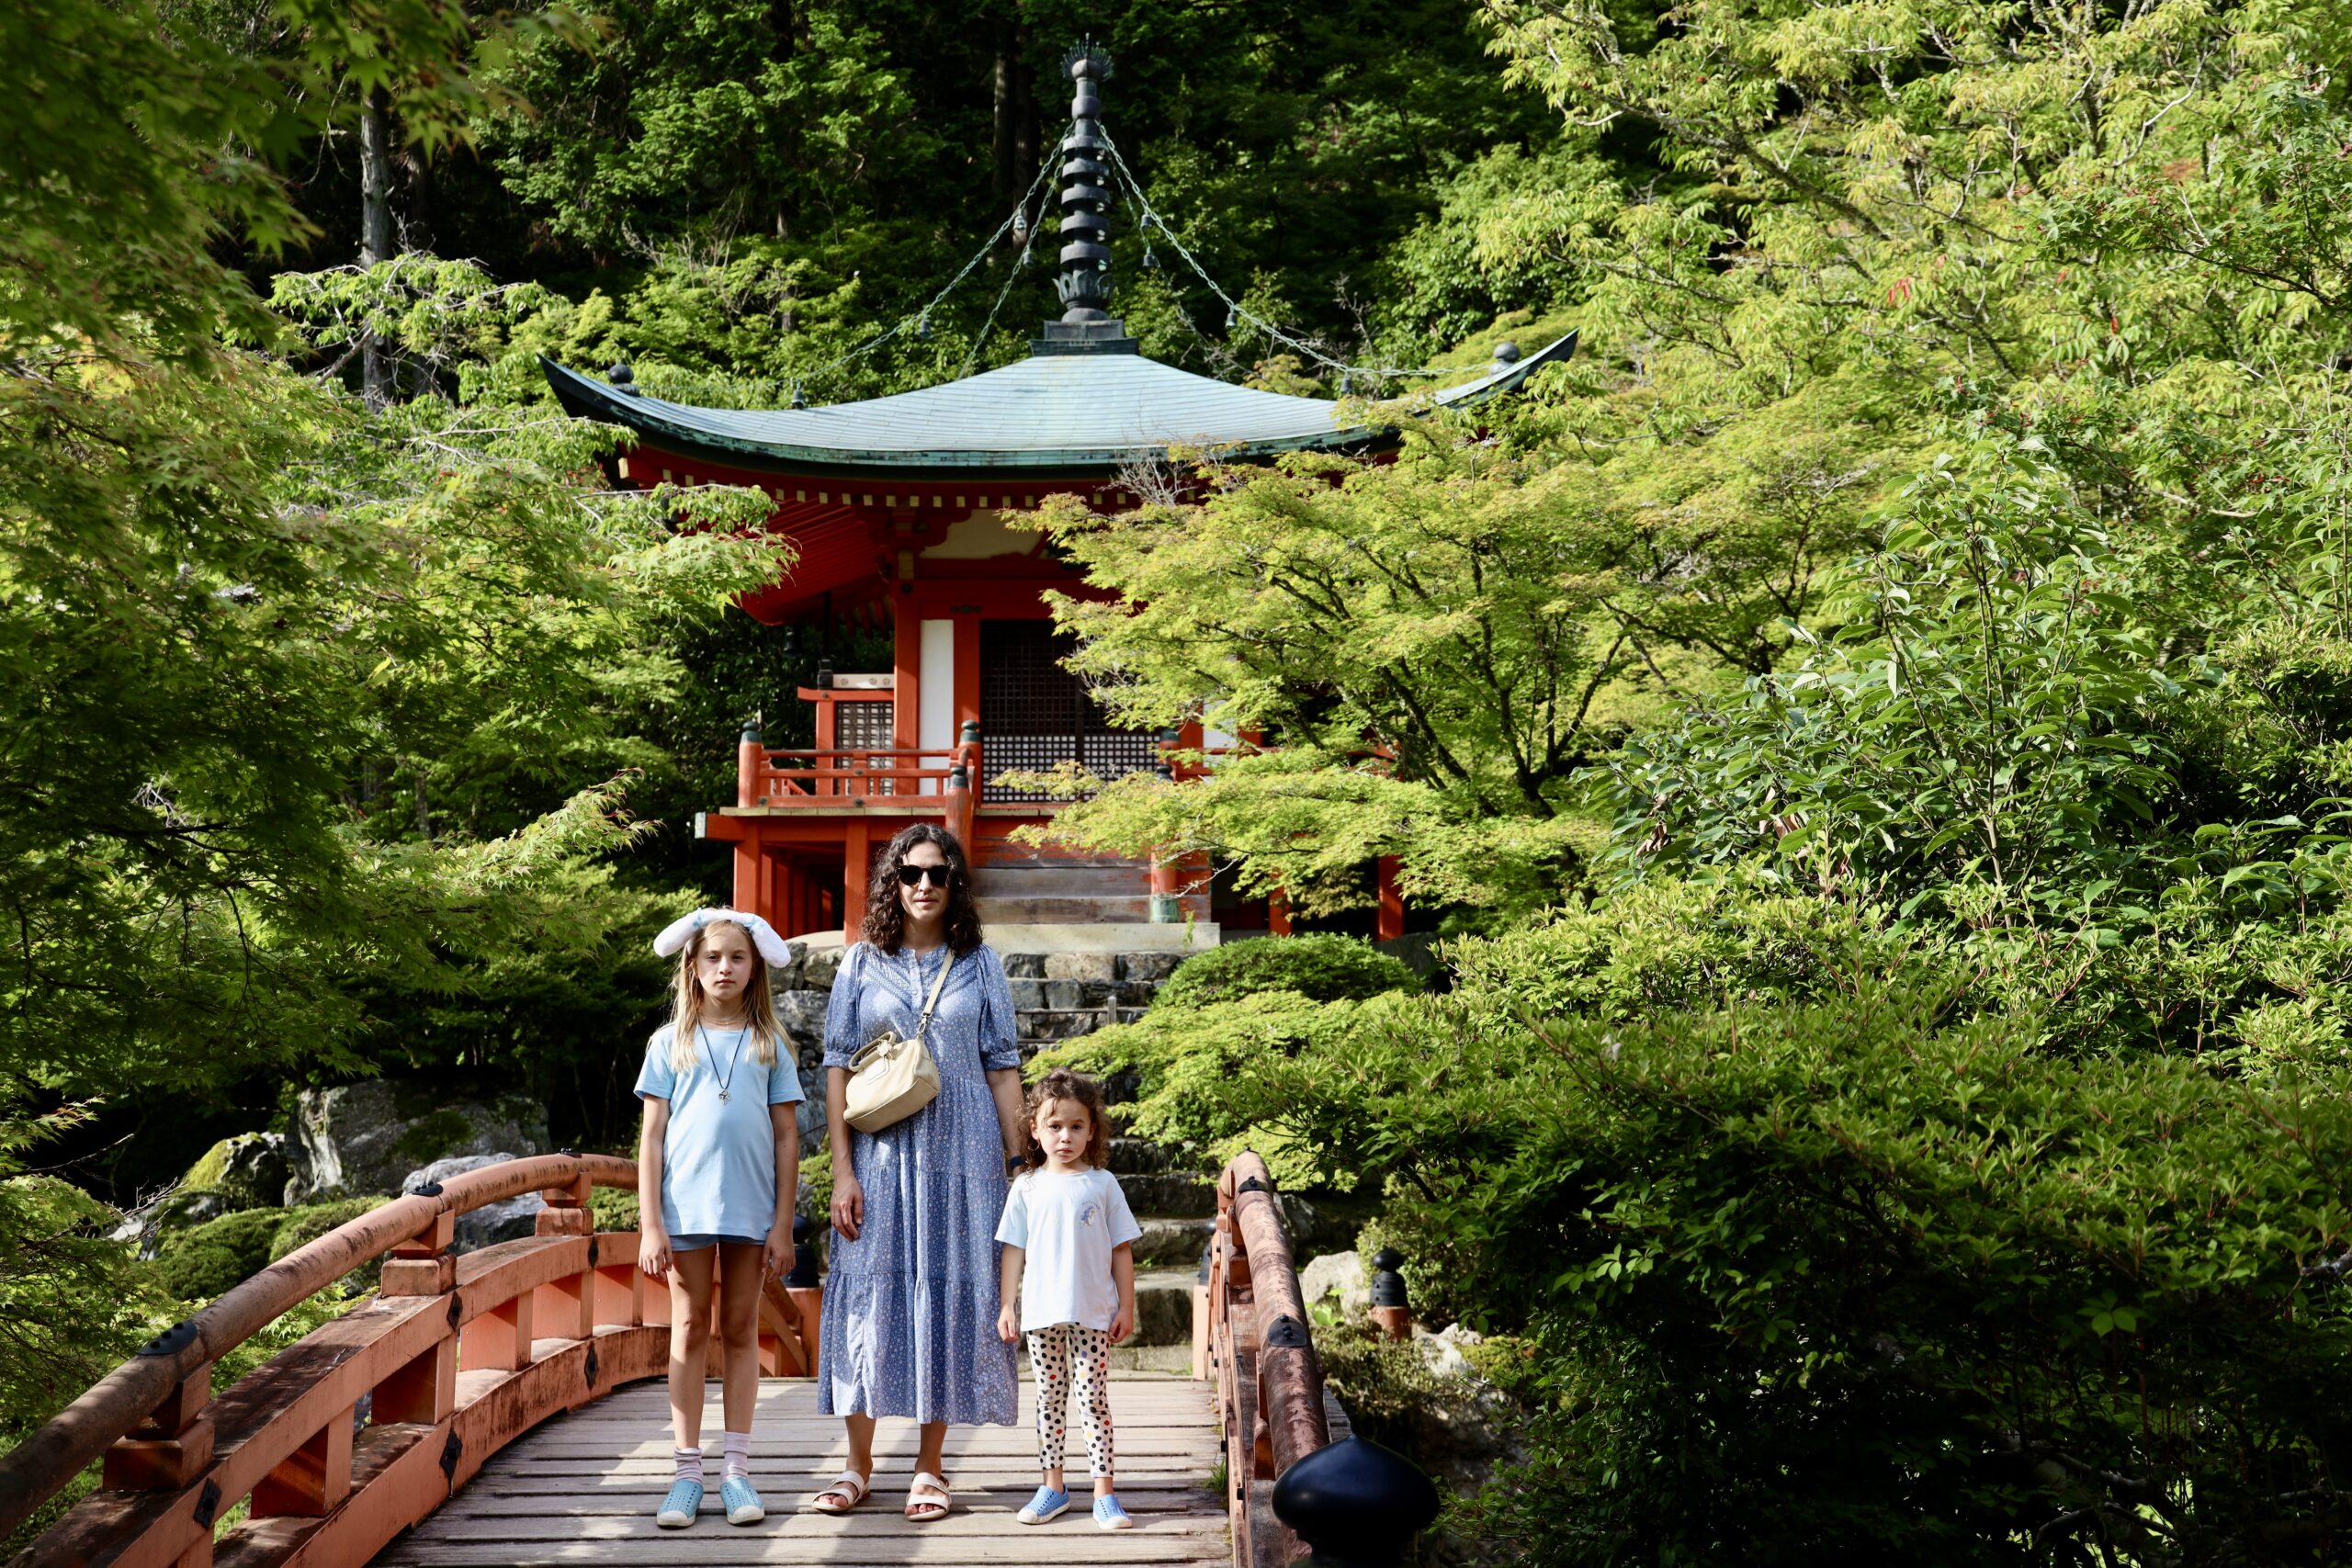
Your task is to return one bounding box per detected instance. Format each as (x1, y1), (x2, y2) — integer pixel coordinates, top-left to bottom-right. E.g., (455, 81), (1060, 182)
(285, 1080), (551, 1202)
(153, 1196), (393, 1303)
(177, 1132), (289, 1212)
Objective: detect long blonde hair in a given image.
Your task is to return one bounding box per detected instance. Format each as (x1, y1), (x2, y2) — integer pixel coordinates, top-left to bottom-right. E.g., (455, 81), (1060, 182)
(669, 917), (783, 1072)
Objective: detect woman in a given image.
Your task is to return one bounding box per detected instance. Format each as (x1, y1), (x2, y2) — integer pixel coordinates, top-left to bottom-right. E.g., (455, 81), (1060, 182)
(809, 824), (1028, 1523)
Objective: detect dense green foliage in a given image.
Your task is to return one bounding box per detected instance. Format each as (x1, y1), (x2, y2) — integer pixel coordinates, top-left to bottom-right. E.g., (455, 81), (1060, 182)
(1154, 934), (1419, 1010)
(19, 0), (2352, 1558)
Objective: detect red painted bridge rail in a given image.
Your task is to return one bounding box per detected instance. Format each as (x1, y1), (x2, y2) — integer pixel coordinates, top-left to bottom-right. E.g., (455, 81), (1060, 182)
(1198, 1151), (1333, 1568)
(0, 1154), (816, 1568)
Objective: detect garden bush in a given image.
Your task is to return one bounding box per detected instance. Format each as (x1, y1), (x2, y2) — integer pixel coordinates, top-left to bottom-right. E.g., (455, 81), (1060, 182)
(1173, 931), (2352, 1562)
(153, 1197), (391, 1303)
(1154, 934), (1419, 1010)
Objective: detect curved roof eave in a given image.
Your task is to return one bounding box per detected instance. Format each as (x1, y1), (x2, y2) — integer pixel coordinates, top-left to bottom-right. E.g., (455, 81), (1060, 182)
(539, 328), (1575, 477)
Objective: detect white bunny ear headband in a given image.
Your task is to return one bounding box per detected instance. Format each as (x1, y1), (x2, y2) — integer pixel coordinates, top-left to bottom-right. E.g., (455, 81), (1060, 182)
(653, 908), (795, 968)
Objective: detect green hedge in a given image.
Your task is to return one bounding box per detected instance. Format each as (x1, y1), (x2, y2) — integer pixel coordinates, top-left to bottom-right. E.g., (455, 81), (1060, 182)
(1154, 934), (1419, 1010)
(1124, 890), (2352, 1560)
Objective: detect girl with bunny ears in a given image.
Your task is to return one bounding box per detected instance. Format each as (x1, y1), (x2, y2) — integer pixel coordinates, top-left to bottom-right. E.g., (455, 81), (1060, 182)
(636, 908), (804, 1529)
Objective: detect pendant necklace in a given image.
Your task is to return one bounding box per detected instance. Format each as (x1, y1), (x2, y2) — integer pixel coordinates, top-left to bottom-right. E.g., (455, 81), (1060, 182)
(711, 1023), (749, 1102)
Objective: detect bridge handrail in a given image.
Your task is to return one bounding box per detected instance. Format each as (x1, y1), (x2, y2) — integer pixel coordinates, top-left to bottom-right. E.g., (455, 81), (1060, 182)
(0, 1150), (814, 1565)
(1201, 1150), (1330, 1568)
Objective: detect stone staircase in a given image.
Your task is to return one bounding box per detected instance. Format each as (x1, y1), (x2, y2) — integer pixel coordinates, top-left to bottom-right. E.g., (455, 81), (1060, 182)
(1000, 945), (1216, 1349)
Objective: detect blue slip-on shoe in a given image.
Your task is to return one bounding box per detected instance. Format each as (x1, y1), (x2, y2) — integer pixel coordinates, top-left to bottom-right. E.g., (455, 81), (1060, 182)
(1018, 1484), (1072, 1524)
(656, 1476), (704, 1529)
(720, 1474), (765, 1525)
(1094, 1493), (1136, 1530)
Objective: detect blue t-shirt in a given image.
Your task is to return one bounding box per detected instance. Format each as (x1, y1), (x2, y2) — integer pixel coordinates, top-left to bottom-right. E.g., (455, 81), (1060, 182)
(633, 1022), (806, 1240)
(996, 1168), (1143, 1333)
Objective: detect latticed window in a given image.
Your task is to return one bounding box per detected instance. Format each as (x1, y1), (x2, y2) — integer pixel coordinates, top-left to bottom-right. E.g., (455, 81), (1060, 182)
(980, 620), (1156, 803)
(835, 699), (894, 751)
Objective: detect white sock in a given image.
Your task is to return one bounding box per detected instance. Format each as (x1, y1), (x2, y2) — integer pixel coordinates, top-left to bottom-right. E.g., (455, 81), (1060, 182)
(673, 1446), (703, 1483)
(722, 1431), (752, 1483)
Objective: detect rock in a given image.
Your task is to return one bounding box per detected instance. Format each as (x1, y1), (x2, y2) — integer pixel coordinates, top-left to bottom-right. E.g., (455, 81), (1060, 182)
(1045, 952), (1118, 983)
(1043, 979), (1086, 1010)
(794, 1064), (828, 1141)
(401, 1154), (543, 1254)
(184, 1132), (290, 1212)
(1280, 1191), (1319, 1246)
(1119, 953), (1186, 984)
(1412, 1320), (1487, 1381)
(287, 1080), (552, 1204)
(1299, 1248), (1369, 1314)
(800, 946), (847, 990)
(1130, 1215), (1214, 1267)
(1006, 977), (1046, 1010)
(1001, 952), (1047, 979)
(775, 990), (831, 1066)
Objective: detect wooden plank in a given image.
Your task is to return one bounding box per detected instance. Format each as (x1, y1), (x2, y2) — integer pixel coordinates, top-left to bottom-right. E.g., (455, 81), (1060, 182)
(380, 1541), (1227, 1566)
(368, 1371), (1229, 1568)
(430, 1488), (1214, 1517)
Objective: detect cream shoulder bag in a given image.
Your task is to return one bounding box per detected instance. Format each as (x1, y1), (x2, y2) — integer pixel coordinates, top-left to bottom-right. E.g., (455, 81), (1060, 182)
(842, 952), (954, 1134)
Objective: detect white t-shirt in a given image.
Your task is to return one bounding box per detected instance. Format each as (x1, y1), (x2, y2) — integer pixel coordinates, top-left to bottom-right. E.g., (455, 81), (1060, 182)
(995, 1167), (1144, 1333)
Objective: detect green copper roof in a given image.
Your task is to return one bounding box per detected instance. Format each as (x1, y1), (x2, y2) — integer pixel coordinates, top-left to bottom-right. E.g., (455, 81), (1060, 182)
(540, 330), (1576, 479)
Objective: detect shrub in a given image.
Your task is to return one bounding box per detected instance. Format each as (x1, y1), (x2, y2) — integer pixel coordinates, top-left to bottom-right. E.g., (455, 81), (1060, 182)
(153, 1197), (391, 1303)
(1153, 934), (1420, 1010)
(1204, 958), (2352, 1562)
(152, 1209), (283, 1303)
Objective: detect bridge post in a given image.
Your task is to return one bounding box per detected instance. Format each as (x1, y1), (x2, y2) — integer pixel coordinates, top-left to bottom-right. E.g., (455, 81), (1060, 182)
(1367, 1248), (1411, 1342)
(537, 1171), (598, 1341)
(100, 1352), (214, 1494)
(374, 1208), (459, 1426)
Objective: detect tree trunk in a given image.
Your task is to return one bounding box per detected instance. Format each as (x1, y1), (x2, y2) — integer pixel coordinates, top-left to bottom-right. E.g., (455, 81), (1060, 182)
(993, 27), (1018, 206)
(359, 85), (396, 410)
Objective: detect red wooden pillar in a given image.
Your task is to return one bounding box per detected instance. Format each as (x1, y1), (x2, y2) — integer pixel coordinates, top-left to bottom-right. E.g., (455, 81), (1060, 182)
(732, 836), (761, 917)
(954, 615), (980, 736)
(892, 592), (921, 752)
(844, 818), (872, 924)
(1376, 855), (1405, 942)
(1268, 887), (1292, 937)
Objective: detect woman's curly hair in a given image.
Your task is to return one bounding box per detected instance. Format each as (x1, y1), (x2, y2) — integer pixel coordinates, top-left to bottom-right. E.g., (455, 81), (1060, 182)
(861, 823), (983, 955)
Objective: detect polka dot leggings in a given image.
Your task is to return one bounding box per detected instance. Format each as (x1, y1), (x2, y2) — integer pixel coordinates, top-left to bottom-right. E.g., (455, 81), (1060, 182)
(1026, 1324), (1114, 1477)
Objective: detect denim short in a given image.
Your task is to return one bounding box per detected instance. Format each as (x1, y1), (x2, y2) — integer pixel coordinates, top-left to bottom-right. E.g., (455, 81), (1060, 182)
(671, 1233), (764, 1251)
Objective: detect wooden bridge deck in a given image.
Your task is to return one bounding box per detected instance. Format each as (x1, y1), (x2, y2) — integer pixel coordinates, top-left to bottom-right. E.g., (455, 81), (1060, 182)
(374, 1372), (1231, 1566)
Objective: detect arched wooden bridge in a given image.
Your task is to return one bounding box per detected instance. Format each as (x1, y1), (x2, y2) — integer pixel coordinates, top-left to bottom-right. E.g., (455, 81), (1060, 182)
(0, 1152), (1369, 1568)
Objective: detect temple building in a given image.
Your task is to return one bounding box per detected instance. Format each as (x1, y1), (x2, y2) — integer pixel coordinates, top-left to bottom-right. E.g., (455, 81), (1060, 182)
(544, 44), (1573, 949)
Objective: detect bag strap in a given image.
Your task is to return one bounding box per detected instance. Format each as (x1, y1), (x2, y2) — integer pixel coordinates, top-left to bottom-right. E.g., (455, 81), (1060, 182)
(910, 950), (955, 1044)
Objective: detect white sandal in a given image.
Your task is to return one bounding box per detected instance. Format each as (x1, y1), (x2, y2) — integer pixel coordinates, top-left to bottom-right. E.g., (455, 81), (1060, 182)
(905, 1470), (952, 1522)
(809, 1469), (869, 1515)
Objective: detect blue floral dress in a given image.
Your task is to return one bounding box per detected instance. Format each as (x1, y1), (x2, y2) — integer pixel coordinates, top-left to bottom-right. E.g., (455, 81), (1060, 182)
(819, 941), (1022, 1427)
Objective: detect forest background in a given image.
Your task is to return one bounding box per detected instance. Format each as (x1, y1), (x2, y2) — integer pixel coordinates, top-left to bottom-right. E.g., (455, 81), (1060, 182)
(11, 0), (2352, 1560)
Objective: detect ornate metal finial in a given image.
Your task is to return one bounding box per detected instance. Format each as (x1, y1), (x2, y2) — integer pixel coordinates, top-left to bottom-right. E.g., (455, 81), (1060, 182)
(1055, 41), (1115, 326)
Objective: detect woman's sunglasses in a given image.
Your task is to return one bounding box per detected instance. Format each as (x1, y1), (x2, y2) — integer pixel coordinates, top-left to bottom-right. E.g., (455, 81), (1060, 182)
(895, 863), (954, 887)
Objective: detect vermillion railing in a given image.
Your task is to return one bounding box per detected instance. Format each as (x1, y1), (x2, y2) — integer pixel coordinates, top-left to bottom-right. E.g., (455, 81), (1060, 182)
(1196, 1151), (1442, 1568)
(0, 1154), (818, 1568)
(735, 728), (981, 848)
(1200, 1152), (1329, 1568)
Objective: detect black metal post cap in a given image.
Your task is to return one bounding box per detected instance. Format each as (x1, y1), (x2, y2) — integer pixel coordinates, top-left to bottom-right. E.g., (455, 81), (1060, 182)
(1371, 1247), (1404, 1272)
(960, 719), (981, 742)
(1272, 1436), (1442, 1565)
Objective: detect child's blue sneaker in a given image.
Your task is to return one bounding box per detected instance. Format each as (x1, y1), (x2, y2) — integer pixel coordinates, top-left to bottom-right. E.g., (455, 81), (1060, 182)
(1094, 1493), (1136, 1530)
(720, 1474), (764, 1525)
(656, 1476), (703, 1528)
(1018, 1483), (1071, 1524)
